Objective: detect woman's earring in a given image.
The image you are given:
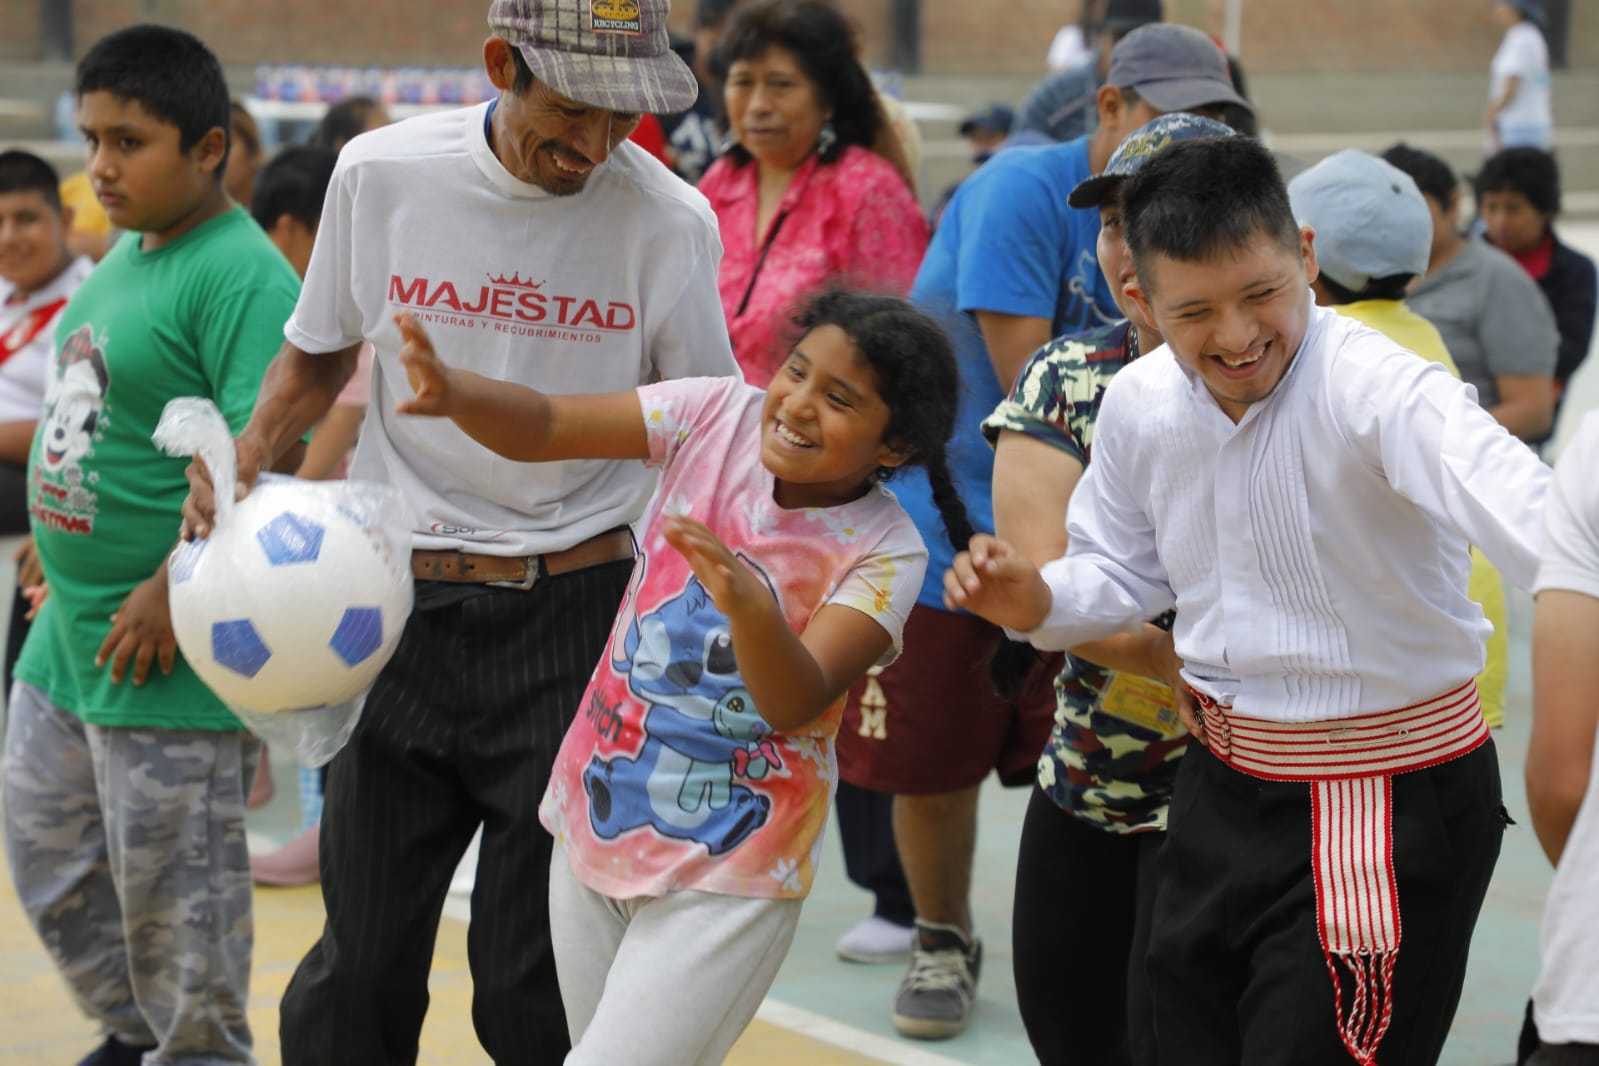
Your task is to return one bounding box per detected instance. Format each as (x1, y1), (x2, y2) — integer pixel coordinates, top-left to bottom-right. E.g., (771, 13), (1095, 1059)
(816, 119), (838, 155)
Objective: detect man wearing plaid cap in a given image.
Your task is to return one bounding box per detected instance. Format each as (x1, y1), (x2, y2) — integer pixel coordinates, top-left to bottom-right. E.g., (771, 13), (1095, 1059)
(186, 2), (738, 1062)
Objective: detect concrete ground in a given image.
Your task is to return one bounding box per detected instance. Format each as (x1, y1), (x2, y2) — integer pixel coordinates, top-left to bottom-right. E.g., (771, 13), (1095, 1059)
(0, 221), (1595, 1062)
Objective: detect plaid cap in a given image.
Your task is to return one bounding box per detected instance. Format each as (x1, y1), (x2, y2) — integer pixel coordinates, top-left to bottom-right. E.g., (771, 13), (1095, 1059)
(487, 0), (699, 115)
(1068, 111), (1237, 208)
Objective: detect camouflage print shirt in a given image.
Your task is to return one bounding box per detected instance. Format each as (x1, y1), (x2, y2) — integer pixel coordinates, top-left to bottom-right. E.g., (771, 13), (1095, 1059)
(980, 319), (1190, 833)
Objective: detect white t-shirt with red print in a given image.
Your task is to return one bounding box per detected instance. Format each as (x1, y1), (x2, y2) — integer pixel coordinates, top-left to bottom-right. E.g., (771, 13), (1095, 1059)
(0, 256), (93, 425)
(284, 102), (737, 555)
(541, 377), (927, 900)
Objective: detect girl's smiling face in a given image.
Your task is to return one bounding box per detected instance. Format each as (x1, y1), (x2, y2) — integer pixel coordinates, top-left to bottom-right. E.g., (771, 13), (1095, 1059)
(760, 324), (907, 510)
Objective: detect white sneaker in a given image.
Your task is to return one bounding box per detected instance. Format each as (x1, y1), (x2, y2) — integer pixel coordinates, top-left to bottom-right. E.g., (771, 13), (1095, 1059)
(836, 915), (915, 964)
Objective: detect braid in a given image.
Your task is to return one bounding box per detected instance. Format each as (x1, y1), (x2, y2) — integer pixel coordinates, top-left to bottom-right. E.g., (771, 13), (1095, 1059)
(923, 444), (974, 553)
(928, 436), (1040, 699)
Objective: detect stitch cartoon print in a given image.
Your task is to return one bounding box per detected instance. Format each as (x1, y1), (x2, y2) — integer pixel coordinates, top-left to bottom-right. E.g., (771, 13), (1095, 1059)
(583, 568), (784, 855)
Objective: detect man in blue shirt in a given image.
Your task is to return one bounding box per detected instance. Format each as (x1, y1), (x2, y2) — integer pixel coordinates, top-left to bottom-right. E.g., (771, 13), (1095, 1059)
(836, 23), (1252, 1041)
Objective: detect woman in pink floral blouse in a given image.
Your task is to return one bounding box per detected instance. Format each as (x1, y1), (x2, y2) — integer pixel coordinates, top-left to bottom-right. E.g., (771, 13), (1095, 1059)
(698, 0), (929, 387)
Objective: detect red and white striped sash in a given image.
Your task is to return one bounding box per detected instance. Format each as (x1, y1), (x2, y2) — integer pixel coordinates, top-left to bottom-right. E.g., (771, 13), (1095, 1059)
(1191, 680), (1489, 1065)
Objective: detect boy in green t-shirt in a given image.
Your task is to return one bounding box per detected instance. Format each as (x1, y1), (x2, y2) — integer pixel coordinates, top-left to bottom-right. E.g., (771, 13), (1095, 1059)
(0, 25), (301, 1066)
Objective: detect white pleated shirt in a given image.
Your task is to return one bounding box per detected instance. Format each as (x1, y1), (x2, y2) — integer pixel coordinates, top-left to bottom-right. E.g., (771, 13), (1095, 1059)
(1024, 295), (1549, 722)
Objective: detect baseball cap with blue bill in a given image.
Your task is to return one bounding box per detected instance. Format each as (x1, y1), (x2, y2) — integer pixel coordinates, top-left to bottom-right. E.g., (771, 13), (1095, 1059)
(1287, 148), (1432, 292)
(487, 0), (699, 116)
(1107, 24), (1249, 117)
(1068, 112), (1237, 208)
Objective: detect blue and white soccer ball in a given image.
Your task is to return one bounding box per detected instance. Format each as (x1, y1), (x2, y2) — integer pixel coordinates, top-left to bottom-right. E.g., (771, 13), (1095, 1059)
(168, 479), (414, 713)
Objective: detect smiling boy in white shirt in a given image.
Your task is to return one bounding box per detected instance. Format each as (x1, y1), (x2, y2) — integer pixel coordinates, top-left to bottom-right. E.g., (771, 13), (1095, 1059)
(946, 134), (1549, 1065)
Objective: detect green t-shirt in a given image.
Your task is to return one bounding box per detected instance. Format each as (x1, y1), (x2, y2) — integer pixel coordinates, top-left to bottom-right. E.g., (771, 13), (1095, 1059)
(20, 206), (300, 730)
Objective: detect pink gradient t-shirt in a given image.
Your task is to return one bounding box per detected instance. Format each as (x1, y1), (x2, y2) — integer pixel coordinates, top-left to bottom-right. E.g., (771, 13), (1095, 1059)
(540, 376), (927, 899)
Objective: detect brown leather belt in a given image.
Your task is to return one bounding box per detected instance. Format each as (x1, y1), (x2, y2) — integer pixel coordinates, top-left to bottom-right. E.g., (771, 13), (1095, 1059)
(411, 529), (634, 589)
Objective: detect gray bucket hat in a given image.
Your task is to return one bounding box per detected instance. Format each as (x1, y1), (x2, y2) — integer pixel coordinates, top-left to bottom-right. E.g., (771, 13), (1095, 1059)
(487, 0), (700, 115)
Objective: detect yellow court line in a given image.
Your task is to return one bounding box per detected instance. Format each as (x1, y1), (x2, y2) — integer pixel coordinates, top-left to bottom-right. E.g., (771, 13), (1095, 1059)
(0, 864), (888, 1065)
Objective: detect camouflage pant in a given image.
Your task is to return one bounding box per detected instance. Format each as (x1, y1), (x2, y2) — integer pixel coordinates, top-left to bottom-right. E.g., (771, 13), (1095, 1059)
(1, 682), (259, 1064)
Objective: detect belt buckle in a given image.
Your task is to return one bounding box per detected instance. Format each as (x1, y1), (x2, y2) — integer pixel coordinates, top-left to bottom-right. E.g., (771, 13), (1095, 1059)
(489, 555), (541, 591)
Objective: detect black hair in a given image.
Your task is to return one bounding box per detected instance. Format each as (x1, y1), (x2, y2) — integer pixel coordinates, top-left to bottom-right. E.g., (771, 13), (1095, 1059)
(0, 150), (63, 212)
(1121, 136), (1299, 292)
(509, 47), (536, 96)
(716, 0), (887, 168)
(697, 0), (742, 30)
(75, 25), (232, 176)
(1380, 143), (1458, 207)
(1215, 100), (1258, 138)
(789, 288), (973, 551)
(307, 96), (385, 153)
(250, 145), (338, 232)
(1474, 146), (1561, 216)
(1317, 271), (1416, 305)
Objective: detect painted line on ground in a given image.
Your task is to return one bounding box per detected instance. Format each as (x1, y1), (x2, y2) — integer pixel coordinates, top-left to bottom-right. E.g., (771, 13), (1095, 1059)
(437, 902), (974, 1064)
(754, 999), (973, 1066)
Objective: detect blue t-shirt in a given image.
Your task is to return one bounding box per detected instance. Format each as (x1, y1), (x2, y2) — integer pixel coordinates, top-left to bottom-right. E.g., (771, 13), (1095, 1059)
(894, 135), (1119, 608)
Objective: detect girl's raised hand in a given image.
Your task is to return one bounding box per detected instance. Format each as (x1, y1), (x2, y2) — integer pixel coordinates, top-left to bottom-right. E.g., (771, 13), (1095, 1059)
(394, 311), (454, 416)
(663, 515), (770, 616)
(943, 533), (1053, 631)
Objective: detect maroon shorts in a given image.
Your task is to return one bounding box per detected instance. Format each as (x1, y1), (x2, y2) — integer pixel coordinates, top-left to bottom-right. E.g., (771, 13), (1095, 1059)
(838, 604), (1060, 795)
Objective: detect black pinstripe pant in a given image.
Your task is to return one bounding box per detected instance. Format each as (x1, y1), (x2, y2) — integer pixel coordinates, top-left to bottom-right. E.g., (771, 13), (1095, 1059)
(279, 560), (634, 1066)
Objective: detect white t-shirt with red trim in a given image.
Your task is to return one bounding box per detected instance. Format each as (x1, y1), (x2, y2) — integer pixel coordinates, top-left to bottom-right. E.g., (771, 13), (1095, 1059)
(0, 256), (93, 425)
(541, 377), (927, 900)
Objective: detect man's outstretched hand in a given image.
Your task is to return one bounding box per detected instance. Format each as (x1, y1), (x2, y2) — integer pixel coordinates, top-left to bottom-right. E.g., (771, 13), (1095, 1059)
(943, 534), (1053, 633)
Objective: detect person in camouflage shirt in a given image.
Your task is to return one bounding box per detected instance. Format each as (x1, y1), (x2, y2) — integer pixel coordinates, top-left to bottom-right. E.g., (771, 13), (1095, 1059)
(984, 321), (1189, 832)
(981, 112), (1237, 1066)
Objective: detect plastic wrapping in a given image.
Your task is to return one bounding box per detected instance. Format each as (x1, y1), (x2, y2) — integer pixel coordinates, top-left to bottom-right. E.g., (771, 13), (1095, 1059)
(155, 398), (415, 766)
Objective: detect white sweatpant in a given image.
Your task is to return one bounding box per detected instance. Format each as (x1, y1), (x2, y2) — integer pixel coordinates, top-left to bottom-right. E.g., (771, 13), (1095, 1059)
(549, 842), (803, 1065)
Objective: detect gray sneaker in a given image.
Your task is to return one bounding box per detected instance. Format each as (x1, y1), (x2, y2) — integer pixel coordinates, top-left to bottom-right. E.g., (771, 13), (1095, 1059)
(891, 919), (982, 1039)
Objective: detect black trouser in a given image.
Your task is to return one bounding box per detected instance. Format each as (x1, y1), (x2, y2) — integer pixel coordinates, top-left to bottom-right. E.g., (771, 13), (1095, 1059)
(1150, 740), (1505, 1066)
(279, 561), (633, 1066)
(835, 779), (914, 926)
(1521, 998), (1599, 1066)
(1013, 784), (1162, 1066)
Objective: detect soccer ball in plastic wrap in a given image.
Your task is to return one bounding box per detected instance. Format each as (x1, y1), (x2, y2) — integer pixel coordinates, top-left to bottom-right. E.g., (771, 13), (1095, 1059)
(168, 478), (414, 713)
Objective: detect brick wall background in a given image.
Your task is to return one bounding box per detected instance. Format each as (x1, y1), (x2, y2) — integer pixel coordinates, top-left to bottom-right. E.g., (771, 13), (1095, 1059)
(0, 0), (1592, 73)
(0, 0), (40, 61)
